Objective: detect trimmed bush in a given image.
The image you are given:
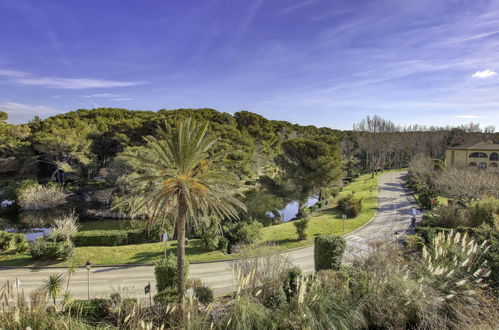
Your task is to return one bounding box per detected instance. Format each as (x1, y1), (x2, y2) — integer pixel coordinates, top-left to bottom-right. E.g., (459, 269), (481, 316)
(154, 253), (189, 292)
(153, 287), (178, 305)
(337, 194), (362, 218)
(194, 285), (214, 305)
(314, 234), (346, 271)
(293, 217), (309, 241)
(72, 229), (147, 246)
(29, 237), (74, 260)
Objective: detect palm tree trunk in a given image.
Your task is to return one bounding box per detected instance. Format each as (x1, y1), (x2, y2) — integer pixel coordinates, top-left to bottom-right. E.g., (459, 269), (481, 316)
(176, 193), (188, 315)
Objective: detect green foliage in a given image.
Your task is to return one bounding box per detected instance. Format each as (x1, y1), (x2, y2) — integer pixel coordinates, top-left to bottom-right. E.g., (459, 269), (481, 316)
(12, 233), (29, 252)
(277, 136), (342, 202)
(217, 236), (228, 252)
(314, 234), (346, 271)
(0, 231), (13, 251)
(432, 204), (467, 228)
(224, 221), (263, 249)
(29, 237), (74, 260)
(154, 253), (189, 292)
(194, 284), (214, 305)
(418, 189), (439, 210)
(153, 287), (179, 305)
(260, 284), (287, 309)
(337, 193), (363, 218)
(293, 216), (309, 241)
(467, 196), (499, 227)
(68, 299), (109, 321)
(196, 216), (221, 251)
(72, 229), (147, 246)
(219, 296), (275, 329)
(283, 266), (302, 302)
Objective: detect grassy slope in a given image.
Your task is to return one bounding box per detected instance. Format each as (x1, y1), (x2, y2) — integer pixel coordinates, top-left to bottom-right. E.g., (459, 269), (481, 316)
(0, 170), (401, 267)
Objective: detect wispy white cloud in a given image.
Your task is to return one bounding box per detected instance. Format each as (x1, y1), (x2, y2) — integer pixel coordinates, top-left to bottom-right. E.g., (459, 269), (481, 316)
(112, 97), (133, 101)
(0, 101), (59, 123)
(0, 69), (144, 89)
(82, 93), (121, 98)
(472, 69), (497, 78)
(0, 69), (29, 78)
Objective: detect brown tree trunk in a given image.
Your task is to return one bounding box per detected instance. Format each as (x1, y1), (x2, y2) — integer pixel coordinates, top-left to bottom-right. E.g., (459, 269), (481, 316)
(176, 193), (188, 317)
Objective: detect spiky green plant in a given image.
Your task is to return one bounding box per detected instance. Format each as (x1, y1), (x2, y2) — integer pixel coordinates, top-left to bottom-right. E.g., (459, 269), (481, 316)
(421, 230), (491, 301)
(42, 273), (64, 306)
(118, 117), (246, 308)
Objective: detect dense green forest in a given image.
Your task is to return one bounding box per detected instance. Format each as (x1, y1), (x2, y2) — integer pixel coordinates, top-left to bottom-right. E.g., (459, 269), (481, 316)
(1, 107), (497, 185)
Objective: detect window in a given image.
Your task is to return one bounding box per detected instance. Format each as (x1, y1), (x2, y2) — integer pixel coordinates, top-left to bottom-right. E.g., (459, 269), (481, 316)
(469, 152), (487, 158)
(468, 162), (477, 167)
(490, 152), (498, 161)
(490, 162), (498, 168)
(478, 162), (487, 170)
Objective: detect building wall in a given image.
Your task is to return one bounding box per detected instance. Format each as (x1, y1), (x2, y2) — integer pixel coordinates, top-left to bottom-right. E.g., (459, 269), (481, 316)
(445, 149), (499, 170)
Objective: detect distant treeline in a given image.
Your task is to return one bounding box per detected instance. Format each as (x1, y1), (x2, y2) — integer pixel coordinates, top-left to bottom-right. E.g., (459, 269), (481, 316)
(0, 108), (497, 182)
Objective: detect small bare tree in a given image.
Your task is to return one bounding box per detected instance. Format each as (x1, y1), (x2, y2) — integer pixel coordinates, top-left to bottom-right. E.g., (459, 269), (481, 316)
(435, 168), (499, 205)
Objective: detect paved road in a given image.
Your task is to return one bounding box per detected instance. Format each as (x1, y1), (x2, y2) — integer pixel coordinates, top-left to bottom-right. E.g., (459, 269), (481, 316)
(0, 171), (418, 301)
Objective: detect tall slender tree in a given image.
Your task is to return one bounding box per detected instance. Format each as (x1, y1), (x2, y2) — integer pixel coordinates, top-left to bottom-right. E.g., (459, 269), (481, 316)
(119, 117), (246, 309)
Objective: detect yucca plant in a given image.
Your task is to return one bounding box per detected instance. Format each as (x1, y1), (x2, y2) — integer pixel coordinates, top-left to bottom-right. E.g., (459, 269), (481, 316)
(42, 273), (64, 306)
(117, 117), (246, 310)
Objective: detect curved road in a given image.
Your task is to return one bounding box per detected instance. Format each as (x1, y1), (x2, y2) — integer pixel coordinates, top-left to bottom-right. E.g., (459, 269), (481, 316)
(0, 171), (419, 300)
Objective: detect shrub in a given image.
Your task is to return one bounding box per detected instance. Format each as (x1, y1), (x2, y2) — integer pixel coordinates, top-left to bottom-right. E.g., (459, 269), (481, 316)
(418, 190), (439, 210)
(337, 194), (362, 218)
(12, 233), (29, 252)
(68, 299), (109, 321)
(261, 284), (286, 309)
(433, 204), (467, 228)
(51, 211), (80, 242)
(194, 285), (214, 305)
(283, 266), (302, 301)
(196, 216), (221, 251)
(18, 184), (67, 210)
(314, 234), (346, 271)
(293, 217), (309, 241)
(225, 221), (263, 249)
(29, 237), (74, 260)
(72, 229), (147, 246)
(0, 231), (13, 251)
(153, 287), (179, 305)
(154, 253), (189, 292)
(466, 197), (499, 227)
(217, 236), (228, 252)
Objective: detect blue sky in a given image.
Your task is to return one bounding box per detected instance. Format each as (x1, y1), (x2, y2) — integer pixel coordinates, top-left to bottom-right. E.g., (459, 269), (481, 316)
(1, 0), (498, 129)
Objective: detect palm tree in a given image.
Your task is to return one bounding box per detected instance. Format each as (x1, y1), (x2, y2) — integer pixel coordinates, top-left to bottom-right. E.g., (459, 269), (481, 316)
(119, 117), (246, 306)
(65, 260), (78, 292)
(42, 273), (64, 306)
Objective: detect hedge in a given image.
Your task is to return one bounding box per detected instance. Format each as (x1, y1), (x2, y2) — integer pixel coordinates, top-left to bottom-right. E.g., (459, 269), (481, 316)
(314, 234), (346, 271)
(72, 229), (149, 246)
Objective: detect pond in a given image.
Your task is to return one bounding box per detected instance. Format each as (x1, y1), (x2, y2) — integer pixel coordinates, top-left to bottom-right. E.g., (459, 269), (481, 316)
(0, 188), (318, 241)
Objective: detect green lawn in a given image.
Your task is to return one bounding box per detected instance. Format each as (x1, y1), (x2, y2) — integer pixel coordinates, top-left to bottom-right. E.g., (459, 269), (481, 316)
(0, 170), (401, 267)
